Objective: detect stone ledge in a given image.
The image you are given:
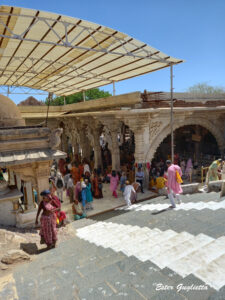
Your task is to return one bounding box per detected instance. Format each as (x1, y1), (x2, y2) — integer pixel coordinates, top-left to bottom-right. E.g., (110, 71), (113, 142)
(182, 183), (200, 194)
(158, 183), (200, 196)
(208, 180), (223, 192)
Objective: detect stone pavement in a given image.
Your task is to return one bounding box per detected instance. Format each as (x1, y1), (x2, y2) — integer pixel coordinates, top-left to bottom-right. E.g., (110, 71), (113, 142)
(0, 192), (225, 299)
(62, 184), (156, 222)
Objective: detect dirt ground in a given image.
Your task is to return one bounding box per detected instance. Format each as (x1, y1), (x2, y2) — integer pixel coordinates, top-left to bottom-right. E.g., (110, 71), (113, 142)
(0, 223), (76, 279)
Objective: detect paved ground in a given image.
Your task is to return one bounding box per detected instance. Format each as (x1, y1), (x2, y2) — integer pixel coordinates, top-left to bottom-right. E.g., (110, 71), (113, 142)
(0, 191), (225, 300)
(62, 183), (156, 222)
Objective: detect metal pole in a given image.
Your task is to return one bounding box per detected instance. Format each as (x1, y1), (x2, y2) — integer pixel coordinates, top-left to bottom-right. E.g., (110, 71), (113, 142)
(113, 81), (116, 96)
(45, 92), (53, 127)
(170, 64), (174, 163)
(7, 86), (9, 97)
(83, 90), (85, 101)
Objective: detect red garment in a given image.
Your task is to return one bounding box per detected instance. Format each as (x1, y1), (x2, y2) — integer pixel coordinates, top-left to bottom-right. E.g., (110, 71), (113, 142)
(78, 165), (84, 179)
(92, 175), (103, 198)
(58, 159), (66, 176)
(51, 195), (66, 222)
(71, 167), (80, 184)
(40, 202), (57, 246)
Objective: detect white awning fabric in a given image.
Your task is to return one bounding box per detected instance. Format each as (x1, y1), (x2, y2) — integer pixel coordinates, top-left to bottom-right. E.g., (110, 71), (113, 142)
(0, 6), (184, 96)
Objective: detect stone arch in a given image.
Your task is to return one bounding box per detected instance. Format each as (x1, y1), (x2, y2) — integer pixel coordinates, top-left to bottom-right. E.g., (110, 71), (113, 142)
(146, 117), (225, 162)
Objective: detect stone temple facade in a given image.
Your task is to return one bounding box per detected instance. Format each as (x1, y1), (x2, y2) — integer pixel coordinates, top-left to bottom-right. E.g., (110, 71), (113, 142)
(0, 94), (66, 227)
(18, 91), (225, 186)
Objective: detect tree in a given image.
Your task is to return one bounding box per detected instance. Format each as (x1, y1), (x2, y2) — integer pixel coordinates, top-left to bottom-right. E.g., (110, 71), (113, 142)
(187, 82), (225, 94)
(45, 88), (112, 106)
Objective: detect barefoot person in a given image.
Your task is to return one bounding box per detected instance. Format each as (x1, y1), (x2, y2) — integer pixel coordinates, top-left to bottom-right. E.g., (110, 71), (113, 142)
(166, 160), (183, 208)
(123, 181), (136, 207)
(35, 190), (58, 249)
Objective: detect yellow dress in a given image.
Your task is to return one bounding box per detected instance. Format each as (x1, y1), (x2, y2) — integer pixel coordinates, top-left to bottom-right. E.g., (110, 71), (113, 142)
(156, 177), (165, 189)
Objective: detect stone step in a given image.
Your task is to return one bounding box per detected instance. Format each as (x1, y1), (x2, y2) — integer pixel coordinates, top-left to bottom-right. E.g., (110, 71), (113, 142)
(131, 229), (178, 257)
(194, 253), (225, 291)
(155, 233), (214, 269)
(136, 231), (193, 262)
(168, 236), (225, 278)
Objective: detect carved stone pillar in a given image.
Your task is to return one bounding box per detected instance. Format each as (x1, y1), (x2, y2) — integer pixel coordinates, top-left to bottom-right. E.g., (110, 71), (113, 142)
(93, 130), (102, 169)
(85, 119), (103, 169)
(73, 141), (79, 156)
(111, 130), (120, 171)
(79, 132), (91, 160)
(100, 118), (121, 171)
(123, 115), (150, 188)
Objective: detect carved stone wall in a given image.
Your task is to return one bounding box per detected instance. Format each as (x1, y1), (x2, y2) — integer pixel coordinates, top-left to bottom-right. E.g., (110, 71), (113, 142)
(146, 115), (225, 162)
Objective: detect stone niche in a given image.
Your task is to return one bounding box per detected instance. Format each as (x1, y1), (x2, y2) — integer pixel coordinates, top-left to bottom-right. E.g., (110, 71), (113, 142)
(0, 187), (23, 226)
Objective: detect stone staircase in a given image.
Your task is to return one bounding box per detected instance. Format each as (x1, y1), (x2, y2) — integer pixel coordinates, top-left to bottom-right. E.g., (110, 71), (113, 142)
(1, 220), (224, 299)
(77, 221), (225, 292)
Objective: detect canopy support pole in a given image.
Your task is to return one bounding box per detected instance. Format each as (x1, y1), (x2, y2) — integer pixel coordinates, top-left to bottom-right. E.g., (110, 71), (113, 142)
(113, 81), (116, 96)
(83, 90), (86, 101)
(45, 92), (53, 127)
(170, 64), (174, 163)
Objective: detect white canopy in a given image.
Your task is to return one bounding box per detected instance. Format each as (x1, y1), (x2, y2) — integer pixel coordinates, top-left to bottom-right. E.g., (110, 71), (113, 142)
(0, 6), (183, 96)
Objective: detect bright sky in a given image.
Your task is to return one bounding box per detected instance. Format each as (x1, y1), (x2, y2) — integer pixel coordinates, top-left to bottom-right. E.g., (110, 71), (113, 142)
(3, 0), (225, 104)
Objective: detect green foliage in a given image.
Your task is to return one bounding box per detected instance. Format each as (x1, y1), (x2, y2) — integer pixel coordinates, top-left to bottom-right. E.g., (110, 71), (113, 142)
(45, 88), (112, 106)
(187, 82), (225, 94)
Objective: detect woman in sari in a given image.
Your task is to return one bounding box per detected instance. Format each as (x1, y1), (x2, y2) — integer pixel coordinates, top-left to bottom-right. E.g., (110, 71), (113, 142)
(107, 170), (119, 198)
(185, 158), (193, 182)
(35, 190), (58, 249)
(85, 179), (94, 210)
(71, 163), (80, 185)
(74, 181), (82, 202)
(58, 158), (66, 176)
(50, 186), (67, 226)
(92, 169), (103, 198)
(207, 159), (222, 183)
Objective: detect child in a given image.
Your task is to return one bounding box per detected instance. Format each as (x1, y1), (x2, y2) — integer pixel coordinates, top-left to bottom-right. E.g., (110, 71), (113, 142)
(108, 170), (119, 198)
(120, 172), (127, 193)
(123, 181), (136, 207)
(85, 179), (93, 210)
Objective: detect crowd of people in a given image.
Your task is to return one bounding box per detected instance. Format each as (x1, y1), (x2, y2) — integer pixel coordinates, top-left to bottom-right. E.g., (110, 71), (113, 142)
(36, 157), (145, 249)
(36, 153), (224, 249)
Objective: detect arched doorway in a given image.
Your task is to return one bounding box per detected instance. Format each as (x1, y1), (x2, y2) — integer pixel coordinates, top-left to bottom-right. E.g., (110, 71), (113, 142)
(154, 124), (220, 166)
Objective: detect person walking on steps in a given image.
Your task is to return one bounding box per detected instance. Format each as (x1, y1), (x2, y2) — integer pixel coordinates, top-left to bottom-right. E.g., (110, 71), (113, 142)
(166, 160), (183, 208)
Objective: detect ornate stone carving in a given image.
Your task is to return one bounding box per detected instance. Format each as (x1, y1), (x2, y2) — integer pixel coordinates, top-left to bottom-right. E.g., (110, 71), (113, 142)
(149, 121), (163, 140)
(49, 128), (63, 149)
(103, 126), (112, 151)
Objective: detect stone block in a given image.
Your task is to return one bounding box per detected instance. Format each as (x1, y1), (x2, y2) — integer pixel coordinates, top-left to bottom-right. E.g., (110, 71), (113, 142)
(1, 249), (30, 264)
(16, 210), (37, 228)
(208, 180), (223, 192)
(182, 183), (200, 194)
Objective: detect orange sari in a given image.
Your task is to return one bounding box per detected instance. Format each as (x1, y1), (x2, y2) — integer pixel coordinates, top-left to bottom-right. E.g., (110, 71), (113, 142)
(71, 167), (80, 185)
